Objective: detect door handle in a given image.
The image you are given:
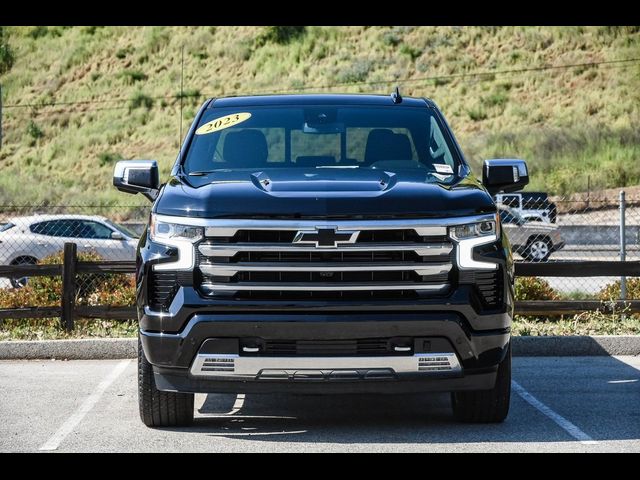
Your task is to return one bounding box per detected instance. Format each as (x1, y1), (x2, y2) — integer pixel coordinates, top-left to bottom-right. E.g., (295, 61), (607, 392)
(83, 244), (91, 248)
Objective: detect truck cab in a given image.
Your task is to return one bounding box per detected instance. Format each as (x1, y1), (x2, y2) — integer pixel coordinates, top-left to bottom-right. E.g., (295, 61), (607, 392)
(114, 93), (528, 427)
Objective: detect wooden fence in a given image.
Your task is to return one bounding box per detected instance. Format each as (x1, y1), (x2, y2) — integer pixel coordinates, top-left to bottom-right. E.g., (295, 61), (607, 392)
(0, 243), (639, 331)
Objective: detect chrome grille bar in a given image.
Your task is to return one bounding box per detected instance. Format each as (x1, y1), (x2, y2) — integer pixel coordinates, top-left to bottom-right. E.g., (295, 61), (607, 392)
(199, 262), (452, 277)
(198, 242), (452, 258)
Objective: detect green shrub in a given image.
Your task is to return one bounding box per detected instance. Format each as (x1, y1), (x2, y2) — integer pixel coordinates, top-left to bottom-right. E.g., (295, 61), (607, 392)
(146, 27), (171, 53)
(129, 91), (154, 110)
(467, 106), (488, 122)
(434, 77), (451, 87)
(381, 31), (402, 47)
(485, 90), (508, 108)
(259, 26), (306, 45)
(598, 278), (640, 301)
(98, 152), (122, 167)
(26, 120), (44, 140)
(115, 47), (133, 59)
(515, 277), (559, 301)
(0, 251), (135, 309)
(336, 58), (373, 84)
(119, 69), (148, 84)
(399, 43), (421, 61)
(0, 27), (15, 75)
(28, 26), (54, 39)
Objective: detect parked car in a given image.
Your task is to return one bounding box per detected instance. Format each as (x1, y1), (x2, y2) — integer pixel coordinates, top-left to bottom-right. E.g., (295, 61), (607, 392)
(115, 92), (530, 427)
(499, 205), (564, 261)
(494, 191), (557, 223)
(0, 214), (138, 287)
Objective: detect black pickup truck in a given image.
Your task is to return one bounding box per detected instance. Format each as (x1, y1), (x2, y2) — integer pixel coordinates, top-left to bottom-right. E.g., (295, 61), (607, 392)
(113, 92), (528, 427)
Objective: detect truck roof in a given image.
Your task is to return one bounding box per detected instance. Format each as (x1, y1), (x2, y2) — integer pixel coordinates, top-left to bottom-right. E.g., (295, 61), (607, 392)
(210, 93), (433, 109)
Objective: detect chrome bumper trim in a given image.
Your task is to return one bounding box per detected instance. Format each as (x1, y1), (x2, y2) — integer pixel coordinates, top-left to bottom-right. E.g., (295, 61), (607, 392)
(190, 353), (462, 379)
(199, 282), (449, 292)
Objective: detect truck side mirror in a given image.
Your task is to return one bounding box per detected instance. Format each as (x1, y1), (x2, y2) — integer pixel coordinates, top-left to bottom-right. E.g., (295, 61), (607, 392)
(482, 159), (529, 195)
(113, 160), (160, 201)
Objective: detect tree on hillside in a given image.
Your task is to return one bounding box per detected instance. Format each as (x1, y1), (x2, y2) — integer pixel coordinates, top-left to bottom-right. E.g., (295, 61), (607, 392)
(0, 26), (15, 75)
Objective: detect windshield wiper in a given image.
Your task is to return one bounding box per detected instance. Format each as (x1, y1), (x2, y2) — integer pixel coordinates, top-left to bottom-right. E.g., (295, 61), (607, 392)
(188, 170), (218, 176)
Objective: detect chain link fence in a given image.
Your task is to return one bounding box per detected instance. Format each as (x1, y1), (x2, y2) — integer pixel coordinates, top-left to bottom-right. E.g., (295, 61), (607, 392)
(497, 193), (640, 299)
(0, 196), (638, 302)
(0, 204), (148, 297)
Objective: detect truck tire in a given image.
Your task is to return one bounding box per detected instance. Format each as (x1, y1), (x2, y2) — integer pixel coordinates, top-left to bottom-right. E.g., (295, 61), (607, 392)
(451, 343), (511, 423)
(138, 335), (194, 428)
(524, 237), (552, 262)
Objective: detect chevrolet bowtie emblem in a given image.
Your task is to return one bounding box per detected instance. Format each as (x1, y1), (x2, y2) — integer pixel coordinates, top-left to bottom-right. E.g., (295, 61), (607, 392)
(293, 228), (359, 248)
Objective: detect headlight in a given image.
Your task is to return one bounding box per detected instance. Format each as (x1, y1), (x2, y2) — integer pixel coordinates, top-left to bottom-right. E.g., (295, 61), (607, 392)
(449, 219), (497, 240)
(150, 214), (203, 243)
(149, 214), (202, 271)
(449, 215), (499, 270)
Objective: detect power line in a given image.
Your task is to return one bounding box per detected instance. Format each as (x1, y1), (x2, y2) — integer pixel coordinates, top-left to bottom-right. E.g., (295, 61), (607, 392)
(3, 57), (639, 110)
(214, 59), (640, 97)
(244, 57), (640, 94)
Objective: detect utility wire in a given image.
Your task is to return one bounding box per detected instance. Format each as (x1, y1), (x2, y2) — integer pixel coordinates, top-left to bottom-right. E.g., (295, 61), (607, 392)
(3, 57), (639, 110)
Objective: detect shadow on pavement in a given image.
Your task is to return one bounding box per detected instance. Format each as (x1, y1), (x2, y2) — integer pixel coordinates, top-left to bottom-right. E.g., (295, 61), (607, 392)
(162, 355), (639, 445)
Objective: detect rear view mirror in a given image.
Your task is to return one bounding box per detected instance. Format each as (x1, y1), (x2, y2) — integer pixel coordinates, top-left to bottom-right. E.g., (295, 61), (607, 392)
(483, 159), (529, 195)
(111, 231), (124, 240)
(113, 160), (160, 201)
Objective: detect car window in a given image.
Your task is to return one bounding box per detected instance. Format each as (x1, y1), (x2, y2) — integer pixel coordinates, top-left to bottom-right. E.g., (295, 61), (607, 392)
(501, 195), (520, 208)
(104, 219), (138, 238)
(0, 222), (15, 233)
(29, 220), (113, 239)
(499, 210), (517, 224)
(499, 210), (524, 225)
(75, 221), (114, 239)
(30, 220), (74, 237)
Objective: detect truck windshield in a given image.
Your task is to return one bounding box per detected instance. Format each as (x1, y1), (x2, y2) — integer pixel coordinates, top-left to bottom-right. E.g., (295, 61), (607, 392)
(183, 106), (461, 182)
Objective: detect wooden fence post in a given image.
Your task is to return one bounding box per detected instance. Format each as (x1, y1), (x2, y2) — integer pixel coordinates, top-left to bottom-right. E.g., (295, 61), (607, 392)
(61, 242), (78, 332)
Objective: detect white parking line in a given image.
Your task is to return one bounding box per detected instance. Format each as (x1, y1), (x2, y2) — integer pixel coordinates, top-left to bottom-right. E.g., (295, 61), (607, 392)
(39, 360), (131, 451)
(512, 380), (597, 445)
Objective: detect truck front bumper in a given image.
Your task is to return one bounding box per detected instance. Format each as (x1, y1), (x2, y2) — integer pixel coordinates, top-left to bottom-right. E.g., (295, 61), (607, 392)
(141, 310), (509, 394)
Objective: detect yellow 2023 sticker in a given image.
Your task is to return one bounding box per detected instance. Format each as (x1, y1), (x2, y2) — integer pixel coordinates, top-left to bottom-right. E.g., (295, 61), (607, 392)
(195, 112), (252, 135)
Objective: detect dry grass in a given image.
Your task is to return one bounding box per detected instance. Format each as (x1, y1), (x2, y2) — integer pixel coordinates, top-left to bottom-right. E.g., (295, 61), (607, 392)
(0, 26), (639, 207)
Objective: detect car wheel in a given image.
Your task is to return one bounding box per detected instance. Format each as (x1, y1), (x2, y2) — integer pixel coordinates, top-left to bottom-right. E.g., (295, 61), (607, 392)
(524, 237), (552, 262)
(138, 335), (194, 428)
(451, 343), (511, 423)
(9, 256), (38, 288)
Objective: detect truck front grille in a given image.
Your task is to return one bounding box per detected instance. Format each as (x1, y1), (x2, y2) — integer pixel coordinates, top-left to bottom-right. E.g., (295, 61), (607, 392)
(196, 222), (454, 300)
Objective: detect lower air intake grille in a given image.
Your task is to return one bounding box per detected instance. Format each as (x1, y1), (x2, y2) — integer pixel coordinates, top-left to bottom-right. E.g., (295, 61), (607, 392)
(148, 271), (178, 311)
(417, 354), (457, 372)
(475, 269), (503, 308)
(458, 268), (503, 309)
(201, 357), (235, 372)
(252, 338), (407, 357)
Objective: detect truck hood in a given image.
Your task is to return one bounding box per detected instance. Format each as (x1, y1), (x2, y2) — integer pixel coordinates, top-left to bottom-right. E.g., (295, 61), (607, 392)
(155, 168), (495, 219)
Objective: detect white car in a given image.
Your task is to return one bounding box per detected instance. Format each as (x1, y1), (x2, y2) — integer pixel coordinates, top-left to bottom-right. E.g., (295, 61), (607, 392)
(0, 215), (139, 287)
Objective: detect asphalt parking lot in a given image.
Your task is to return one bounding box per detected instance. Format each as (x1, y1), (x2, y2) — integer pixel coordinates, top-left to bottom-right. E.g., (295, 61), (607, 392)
(0, 356), (638, 452)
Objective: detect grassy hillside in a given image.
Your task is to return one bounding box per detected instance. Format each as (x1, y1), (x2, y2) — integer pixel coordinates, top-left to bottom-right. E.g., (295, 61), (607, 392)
(0, 26), (639, 211)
